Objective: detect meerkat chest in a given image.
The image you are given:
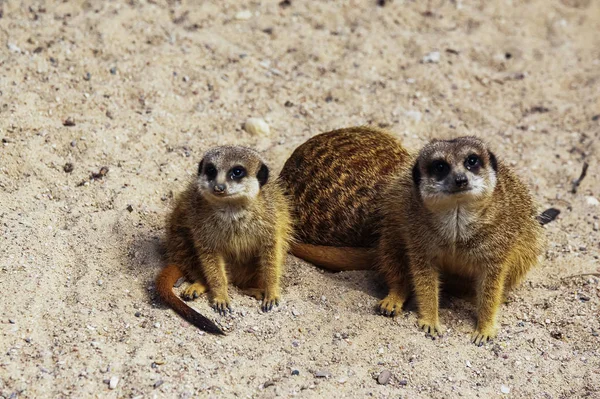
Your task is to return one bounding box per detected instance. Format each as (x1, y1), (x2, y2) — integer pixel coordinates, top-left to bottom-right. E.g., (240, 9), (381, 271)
(209, 208), (265, 257)
(434, 205), (477, 243)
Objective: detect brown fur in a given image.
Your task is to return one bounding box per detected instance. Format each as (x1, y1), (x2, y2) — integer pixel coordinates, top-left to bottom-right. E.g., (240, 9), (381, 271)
(156, 146), (293, 334)
(280, 126), (411, 248)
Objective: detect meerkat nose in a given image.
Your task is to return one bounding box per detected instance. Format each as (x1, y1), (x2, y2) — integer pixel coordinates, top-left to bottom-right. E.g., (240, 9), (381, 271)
(454, 174), (468, 188)
(214, 184), (226, 193)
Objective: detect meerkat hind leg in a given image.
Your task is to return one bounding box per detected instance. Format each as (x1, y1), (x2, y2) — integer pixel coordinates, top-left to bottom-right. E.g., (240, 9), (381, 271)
(182, 281), (208, 301)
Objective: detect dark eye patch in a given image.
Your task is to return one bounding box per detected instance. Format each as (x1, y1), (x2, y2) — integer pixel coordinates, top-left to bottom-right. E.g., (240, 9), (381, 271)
(464, 154), (482, 173)
(204, 163), (217, 180)
(229, 165), (246, 180)
(427, 159), (451, 180)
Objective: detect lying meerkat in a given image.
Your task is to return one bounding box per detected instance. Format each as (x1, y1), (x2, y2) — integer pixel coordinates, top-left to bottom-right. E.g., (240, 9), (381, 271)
(280, 127), (544, 345)
(156, 146), (292, 335)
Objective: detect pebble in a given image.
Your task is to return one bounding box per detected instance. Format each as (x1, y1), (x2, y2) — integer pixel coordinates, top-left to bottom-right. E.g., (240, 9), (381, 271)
(64, 163), (74, 173)
(291, 369), (300, 376)
(235, 10), (252, 20)
(466, 360), (472, 368)
(593, 222), (599, 231)
(8, 319), (15, 324)
(174, 277), (185, 288)
(377, 370), (392, 385)
(63, 117), (76, 126)
(315, 370), (331, 378)
(109, 376), (119, 389)
(422, 51), (441, 63)
(134, 311), (141, 317)
(154, 322), (161, 328)
(110, 67), (117, 75)
(154, 380), (164, 389)
(291, 309), (301, 317)
(398, 379), (408, 386)
(586, 196), (599, 206)
(243, 118), (270, 136)
(97, 279), (103, 286)
(500, 385), (510, 394)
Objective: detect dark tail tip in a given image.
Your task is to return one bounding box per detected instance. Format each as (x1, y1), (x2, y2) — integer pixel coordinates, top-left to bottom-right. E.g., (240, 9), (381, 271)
(537, 207), (560, 225)
(187, 308), (226, 335)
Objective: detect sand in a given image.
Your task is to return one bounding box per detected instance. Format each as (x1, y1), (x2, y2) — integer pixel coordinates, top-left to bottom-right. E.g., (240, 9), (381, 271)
(0, 0), (599, 398)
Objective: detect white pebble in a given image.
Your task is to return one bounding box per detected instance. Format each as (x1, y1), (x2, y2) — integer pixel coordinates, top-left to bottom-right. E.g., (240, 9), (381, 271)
(585, 196), (599, 206)
(235, 10), (252, 20)
(466, 360), (472, 368)
(109, 376), (119, 389)
(501, 385), (510, 394)
(243, 118), (270, 136)
(154, 322), (161, 328)
(422, 51), (441, 63)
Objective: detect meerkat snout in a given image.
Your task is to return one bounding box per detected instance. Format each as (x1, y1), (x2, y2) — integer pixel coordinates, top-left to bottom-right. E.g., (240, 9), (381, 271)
(453, 173), (468, 189)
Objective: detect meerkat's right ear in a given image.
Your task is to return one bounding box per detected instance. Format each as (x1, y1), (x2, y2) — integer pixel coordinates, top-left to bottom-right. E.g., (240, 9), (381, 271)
(197, 159), (204, 176)
(412, 161), (421, 186)
(257, 163), (269, 187)
(488, 151), (498, 172)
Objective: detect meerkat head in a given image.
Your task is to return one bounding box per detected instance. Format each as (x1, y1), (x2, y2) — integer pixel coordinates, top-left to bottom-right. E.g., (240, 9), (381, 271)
(411, 136), (498, 209)
(196, 146), (269, 206)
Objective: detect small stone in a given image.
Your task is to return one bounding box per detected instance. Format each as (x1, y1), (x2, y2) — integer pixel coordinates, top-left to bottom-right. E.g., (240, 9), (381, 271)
(243, 117), (270, 136)
(110, 67), (117, 75)
(84, 72), (91, 81)
(97, 279), (103, 286)
(586, 196), (599, 206)
(545, 319), (551, 324)
(8, 319), (15, 324)
(315, 370), (331, 378)
(63, 117), (76, 126)
(593, 222), (599, 231)
(377, 370), (392, 385)
(466, 360), (472, 368)
(154, 380), (164, 389)
(134, 311), (141, 317)
(284, 100), (294, 107)
(263, 380), (275, 388)
(154, 322), (160, 328)
(64, 163), (74, 173)
(126, 204), (134, 213)
(422, 51), (441, 63)
(291, 309), (301, 317)
(70, 140), (77, 147)
(109, 376), (119, 389)
(235, 10), (252, 20)
(291, 369), (300, 376)
(500, 385), (510, 394)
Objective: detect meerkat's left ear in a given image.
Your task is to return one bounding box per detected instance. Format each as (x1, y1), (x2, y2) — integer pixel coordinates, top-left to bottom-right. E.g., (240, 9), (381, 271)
(257, 163), (269, 187)
(488, 151), (498, 172)
(197, 159), (204, 176)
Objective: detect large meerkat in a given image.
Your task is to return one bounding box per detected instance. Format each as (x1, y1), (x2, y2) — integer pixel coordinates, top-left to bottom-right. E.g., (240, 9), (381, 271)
(156, 146), (292, 335)
(279, 126), (411, 270)
(378, 136), (544, 344)
(280, 128), (544, 345)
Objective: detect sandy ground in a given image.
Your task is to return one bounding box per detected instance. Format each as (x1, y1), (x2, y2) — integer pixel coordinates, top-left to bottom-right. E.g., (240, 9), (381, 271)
(1, 0), (599, 398)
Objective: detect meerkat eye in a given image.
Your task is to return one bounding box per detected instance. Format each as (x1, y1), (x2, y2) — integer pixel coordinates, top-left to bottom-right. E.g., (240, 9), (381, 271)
(205, 164), (217, 180)
(230, 166), (246, 180)
(465, 154), (480, 169)
(428, 160), (450, 179)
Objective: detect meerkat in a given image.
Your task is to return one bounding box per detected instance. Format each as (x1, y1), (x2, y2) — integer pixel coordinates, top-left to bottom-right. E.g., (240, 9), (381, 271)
(378, 136), (544, 344)
(279, 126), (411, 270)
(280, 128), (544, 345)
(156, 146), (292, 335)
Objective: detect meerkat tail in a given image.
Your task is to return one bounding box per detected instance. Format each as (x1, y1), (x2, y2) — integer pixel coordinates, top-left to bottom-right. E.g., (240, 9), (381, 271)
(155, 264), (225, 335)
(291, 243), (373, 271)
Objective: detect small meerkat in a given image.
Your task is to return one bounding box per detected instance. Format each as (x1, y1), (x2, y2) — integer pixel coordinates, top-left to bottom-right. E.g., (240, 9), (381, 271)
(156, 146), (292, 335)
(280, 129), (545, 345)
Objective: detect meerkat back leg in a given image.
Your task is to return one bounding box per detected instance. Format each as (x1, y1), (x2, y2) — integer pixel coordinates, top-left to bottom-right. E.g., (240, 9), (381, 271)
(410, 255), (444, 336)
(258, 235), (286, 312)
(182, 281), (208, 300)
(376, 240), (410, 317)
(472, 264), (507, 346)
(199, 252), (231, 315)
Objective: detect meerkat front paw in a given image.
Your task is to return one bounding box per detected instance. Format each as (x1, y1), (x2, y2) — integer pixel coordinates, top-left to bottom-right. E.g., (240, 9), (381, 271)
(211, 295), (231, 315)
(181, 282), (207, 301)
(261, 292), (280, 312)
(418, 318), (444, 337)
(377, 294), (405, 317)
(471, 326), (497, 346)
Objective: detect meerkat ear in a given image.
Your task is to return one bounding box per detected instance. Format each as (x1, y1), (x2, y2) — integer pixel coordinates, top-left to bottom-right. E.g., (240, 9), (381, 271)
(198, 159), (204, 176)
(488, 151), (498, 172)
(257, 163), (269, 187)
(412, 161), (421, 186)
